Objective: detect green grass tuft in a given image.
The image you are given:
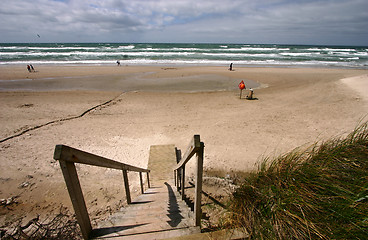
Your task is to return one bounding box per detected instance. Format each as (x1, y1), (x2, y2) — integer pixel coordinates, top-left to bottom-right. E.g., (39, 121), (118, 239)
(224, 123), (368, 239)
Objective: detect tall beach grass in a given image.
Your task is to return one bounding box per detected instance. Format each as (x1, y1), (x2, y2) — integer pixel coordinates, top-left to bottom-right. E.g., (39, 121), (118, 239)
(224, 123), (368, 239)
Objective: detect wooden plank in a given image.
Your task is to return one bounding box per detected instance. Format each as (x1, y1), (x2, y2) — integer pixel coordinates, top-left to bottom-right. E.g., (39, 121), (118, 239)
(175, 135), (200, 170)
(122, 170), (131, 204)
(54, 145), (149, 173)
(59, 160), (91, 240)
(194, 142), (204, 227)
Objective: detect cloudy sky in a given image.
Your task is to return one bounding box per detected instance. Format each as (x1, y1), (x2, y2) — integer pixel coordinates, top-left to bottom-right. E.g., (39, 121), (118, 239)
(1, 0), (367, 45)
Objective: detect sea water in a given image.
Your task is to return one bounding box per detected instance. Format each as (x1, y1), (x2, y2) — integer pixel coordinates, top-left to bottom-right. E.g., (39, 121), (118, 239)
(0, 43), (367, 69)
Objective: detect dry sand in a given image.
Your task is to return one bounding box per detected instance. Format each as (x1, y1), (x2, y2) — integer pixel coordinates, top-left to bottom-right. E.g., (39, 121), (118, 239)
(0, 65), (367, 229)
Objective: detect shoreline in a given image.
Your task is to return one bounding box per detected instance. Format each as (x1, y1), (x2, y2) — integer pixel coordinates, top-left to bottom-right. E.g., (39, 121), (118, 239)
(1, 65), (368, 90)
(1, 62), (368, 72)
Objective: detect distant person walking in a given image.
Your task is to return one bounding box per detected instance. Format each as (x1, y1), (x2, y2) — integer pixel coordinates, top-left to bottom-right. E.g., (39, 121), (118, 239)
(229, 63), (233, 71)
(117, 60), (120, 66)
(30, 64), (35, 72)
(27, 65), (31, 72)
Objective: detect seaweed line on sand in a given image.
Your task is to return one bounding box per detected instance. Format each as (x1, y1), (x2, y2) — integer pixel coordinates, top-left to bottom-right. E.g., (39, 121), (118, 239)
(0, 92), (126, 144)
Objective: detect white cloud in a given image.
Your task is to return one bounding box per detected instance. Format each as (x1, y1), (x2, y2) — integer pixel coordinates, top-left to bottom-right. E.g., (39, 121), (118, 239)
(0, 0), (367, 45)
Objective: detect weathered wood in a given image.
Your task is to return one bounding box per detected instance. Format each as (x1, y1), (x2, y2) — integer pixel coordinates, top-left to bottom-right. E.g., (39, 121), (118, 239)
(181, 166), (186, 200)
(175, 148), (182, 163)
(177, 169), (181, 191)
(175, 135), (200, 170)
(174, 170), (177, 186)
(54, 145), (149, 173)
(139, 172), (144, 194)
(59, 160), (91, 240)
(122, 170), (131, 204)
(174, 148), (181, 187)
(194, 142), (204, 227)
(146, 172), (150, 188)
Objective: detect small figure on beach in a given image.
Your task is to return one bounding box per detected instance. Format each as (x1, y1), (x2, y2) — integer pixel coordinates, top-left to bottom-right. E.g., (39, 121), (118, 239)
(30, 64), (35, 72)
(117, 60), (120, 66)
(246, 88), (254, 100)
(229, 63), (233, 71)
(27, 65), (31, 72)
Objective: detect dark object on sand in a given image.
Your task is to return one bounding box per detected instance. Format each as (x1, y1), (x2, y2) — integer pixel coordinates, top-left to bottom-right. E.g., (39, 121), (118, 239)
(246, 88), (254, 100)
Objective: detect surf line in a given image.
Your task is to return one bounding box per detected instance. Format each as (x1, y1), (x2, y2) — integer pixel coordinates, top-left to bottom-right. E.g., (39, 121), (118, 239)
(0, 92), (126, 143)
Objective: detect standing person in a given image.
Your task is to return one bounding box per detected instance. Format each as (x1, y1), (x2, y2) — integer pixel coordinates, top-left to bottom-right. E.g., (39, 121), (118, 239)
(30, 64), (35, 72)
(27, 65), (31, 72)
(117, 60), (120, 66)
(229, 63), (233, 71)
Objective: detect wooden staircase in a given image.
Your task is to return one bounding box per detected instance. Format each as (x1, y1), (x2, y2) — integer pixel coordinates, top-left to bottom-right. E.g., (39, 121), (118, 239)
(55, 137), (249, 239)
(91, 145), (200, 239)
(55, 136), (242, 240)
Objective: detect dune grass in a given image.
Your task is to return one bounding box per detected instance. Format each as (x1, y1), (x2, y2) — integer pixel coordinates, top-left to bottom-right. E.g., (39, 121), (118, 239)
(223, 123), (368, 239)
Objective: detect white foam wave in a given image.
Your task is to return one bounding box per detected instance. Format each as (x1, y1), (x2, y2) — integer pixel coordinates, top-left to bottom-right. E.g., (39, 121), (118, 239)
(279, 52), (318, 56)
(118, 45), (135, 49)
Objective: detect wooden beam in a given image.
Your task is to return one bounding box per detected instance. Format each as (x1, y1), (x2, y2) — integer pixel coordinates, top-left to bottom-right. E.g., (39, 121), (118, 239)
(54, 145), (149, 173)
(59, 160), (91, 240)
(194, 142), (204, 227)
(122, 170), (131, 204)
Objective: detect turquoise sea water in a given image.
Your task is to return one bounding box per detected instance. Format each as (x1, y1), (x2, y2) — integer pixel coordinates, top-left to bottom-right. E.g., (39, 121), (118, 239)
(0, 43), (367, 68)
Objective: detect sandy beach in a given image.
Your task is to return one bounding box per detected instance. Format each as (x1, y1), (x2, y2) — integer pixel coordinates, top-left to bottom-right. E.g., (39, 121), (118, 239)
(1, 65), (367, 230)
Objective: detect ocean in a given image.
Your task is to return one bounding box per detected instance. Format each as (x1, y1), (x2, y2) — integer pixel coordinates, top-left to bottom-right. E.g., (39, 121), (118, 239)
(0, 43), (367, 69)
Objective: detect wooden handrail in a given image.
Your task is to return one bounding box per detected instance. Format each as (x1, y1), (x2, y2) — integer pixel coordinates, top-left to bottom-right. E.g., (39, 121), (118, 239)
(54, 145), (150, 240)
(174, 135), (204, 227)
(54, 145), (150, 172)
(174, 135), (201, 170)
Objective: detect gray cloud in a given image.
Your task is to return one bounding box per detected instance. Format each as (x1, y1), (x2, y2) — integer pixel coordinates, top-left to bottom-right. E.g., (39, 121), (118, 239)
(0, 0), (367, 45)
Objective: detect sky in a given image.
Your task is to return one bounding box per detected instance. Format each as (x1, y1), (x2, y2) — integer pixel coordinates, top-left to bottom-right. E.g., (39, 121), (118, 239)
(0, 0), (367, 46)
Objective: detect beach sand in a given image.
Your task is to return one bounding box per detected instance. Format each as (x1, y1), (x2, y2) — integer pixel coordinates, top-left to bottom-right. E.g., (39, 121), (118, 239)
(1, 65), (367, 229)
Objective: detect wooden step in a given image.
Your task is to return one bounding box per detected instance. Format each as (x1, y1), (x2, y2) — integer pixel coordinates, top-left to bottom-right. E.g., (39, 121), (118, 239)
(163, 228), (249, 240)
(92, 145), (198, 240)
(96, 219), (195, 236)
(92, 226), (200, 240)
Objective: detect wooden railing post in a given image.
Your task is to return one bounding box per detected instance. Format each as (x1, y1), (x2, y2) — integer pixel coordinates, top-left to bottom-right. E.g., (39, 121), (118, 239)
(146, 172), (150, 188)
(59, 160), (92, 240)
(176, 168), (181, 192)
(139, 172), (144, 194)
(181, 166), (186, 200)
(122, 170), (131, 204)
(174, 170), (177, 186)
(194, 142), (204, 227)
